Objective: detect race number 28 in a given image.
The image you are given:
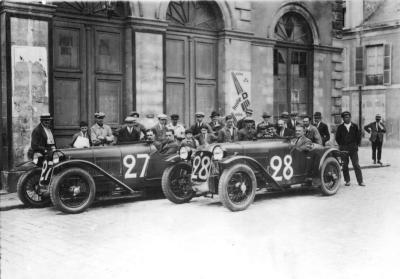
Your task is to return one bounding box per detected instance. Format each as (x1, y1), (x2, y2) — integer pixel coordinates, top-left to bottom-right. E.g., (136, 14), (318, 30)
(123, 154), (150, 179)
(191, 155), (211, 181)
(269, 155), (293, 181)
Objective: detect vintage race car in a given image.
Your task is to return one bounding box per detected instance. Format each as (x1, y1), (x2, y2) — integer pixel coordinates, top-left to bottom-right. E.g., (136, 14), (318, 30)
(16, 143), (177, 214)
(162, 139), (345, 211)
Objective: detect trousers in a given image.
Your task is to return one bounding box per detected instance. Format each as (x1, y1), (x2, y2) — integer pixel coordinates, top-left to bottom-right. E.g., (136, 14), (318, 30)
(342, 149), (363, 184)
(371, 140), (383, 161)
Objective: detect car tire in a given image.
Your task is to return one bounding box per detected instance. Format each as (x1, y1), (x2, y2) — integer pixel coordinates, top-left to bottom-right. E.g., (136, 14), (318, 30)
(320, 157), (342, 196)
(218, 164), (257, 212)
(17, 169), (51, 208)
(162, 163), (194, 204)
(50, 168), (95, 214)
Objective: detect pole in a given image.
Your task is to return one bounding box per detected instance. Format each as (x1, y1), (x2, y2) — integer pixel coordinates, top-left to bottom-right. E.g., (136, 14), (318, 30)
(358, 85), (362, 129)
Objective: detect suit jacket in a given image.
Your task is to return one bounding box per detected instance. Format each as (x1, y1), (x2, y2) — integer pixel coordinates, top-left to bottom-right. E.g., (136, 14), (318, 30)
(237, 118), (255, 130)
(313, 121), (330, 145)
(238, 127), (257, 141)
(291, 136), (313, 152)
(277, 127), (295, 138)
(151, 123), (168, 142)
(71, 131), (92, 147)
(30, 124), (56, 156)
(117, 126), (141, 144)
(286, 119), (299, 131)
(181, 138), (199, 149)
(190, 122), (213, 136)
(196, 133), (217, 146)
(218, 126), (239, 143)
(208, 120), (224, 133)
(256, 121), (274, 137)
(364, 121), (386, 143)
(335, 122), (361, 151)
(305, 125), (323, 145)
(159, 140), (179, 155)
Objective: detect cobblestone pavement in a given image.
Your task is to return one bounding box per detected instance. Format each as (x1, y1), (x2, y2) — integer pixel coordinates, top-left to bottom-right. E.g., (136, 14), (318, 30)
(1, 147), (400, 279)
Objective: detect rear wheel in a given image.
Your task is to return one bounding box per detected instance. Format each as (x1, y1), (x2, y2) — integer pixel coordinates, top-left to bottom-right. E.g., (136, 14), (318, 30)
(50, 168), (95, 214)
(162, 163), (194, 204)
(17, 169), (51, 207)
(218, 164), (257, 212)
(320, 157), (342, 195)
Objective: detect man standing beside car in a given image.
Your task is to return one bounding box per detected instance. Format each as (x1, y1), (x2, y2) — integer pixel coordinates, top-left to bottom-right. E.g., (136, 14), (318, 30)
(364, 113), (386, 164)
(152, 113), (168, 142)
(117, 116), (141, 144)
(313, 112), (330, 146)
(29, 113), (56, 158)
(335, 111), (365, 186)
(91, 112), (114, 146)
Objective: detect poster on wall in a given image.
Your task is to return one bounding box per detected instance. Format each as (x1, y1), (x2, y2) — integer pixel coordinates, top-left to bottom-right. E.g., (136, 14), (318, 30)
(11, 45), (49, 162)
(228, 71), (251, 123)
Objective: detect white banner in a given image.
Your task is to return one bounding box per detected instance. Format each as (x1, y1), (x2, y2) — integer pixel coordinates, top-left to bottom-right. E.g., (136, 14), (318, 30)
(228, 71), (251, 123)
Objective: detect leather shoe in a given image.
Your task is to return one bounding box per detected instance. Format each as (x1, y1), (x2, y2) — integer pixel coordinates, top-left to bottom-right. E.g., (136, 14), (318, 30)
(373, 160), (376, 164)
(358, 182), (366, 186)
(345, 181), (351, 186)
(378, 160), (382, 165)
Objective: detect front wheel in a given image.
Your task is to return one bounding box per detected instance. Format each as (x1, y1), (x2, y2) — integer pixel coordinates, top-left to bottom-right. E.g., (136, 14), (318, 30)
(218, 164), (257, 212)
(17, 169), (51, 208)
(50, 168), (95, 214)
(162, 163), (194, 204)
(320, 157), (342, 195)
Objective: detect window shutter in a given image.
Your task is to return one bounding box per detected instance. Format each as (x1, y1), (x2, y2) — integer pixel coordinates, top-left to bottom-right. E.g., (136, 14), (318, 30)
(383, 44), (391, 85)
(355, 46), (364, 85)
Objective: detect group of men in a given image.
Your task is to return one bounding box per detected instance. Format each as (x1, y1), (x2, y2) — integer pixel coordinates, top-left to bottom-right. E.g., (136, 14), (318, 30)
(30, 108), (387, 188)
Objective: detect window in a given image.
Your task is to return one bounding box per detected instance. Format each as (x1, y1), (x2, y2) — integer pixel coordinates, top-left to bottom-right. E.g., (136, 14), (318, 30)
(366, 45), (384, 85)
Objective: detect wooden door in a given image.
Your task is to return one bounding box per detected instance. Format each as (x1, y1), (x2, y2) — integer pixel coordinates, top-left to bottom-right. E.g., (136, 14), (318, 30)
(166, 35), (217, 126)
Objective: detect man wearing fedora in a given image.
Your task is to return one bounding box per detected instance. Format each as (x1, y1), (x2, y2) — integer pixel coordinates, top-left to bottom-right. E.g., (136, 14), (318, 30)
(190, 112), (213, 136)
(208, 111), (223, 133)
(91, 112), (114, 146)
(237, 108), (255, 130)
(29, 113), (56, 158)
(364, 114), (386, 164)
(313, 112), (330, 146)
(335, 111), (365, 186)
(117, 116), (141, 144)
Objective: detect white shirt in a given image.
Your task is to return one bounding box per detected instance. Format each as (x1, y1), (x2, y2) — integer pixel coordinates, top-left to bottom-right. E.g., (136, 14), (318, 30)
(344, 122), (351, 132)
(167, 123), (185, 139)
(41, 124), (55, 145)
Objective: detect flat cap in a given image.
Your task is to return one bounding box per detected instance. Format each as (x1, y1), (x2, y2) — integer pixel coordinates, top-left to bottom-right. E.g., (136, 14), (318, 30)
(157, 113), (167, 119)
(225, 115), (233, 121)
(195, 111), (205, 117)
(245, 108), (253, 114)
(280, 111), (289, 117)
(185, 129), (193, 134)
(341, 111), (351, 118)
(129, 111), (139, 117)
(94, 112), (106, 119)
(210, 111), (220, 118)
(124, 116), (135, 123)
(375, 113), (382, 118)
(313, 112), (322, 118)
(262, 112), (271, 118)
(170, 114), (179, 120)
(40, 113), (53, 120)
(290, 111), (298, 116)
(244, 117), (254, 122)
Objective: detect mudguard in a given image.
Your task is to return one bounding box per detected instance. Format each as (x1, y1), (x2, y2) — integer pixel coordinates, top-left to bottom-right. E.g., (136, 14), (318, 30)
(318, 148), (344, 170)
(51, 159), (135, 193)
(164, 154), (182, 164)
(218, 155), (280, 189)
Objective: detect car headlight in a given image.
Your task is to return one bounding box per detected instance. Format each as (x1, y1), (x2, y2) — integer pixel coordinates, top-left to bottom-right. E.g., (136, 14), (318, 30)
(179, 146), (190, 160)
(212, 146), (224, 161)
(52, 152), (60, 164)
(33, 152), (43, 165)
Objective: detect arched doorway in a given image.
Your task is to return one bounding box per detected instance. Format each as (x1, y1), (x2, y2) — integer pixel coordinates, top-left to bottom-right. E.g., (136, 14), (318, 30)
(165, 1), (224, 125)
(273, 12), (314, 117)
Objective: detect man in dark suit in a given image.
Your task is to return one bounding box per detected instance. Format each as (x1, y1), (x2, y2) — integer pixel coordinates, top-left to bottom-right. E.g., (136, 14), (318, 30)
(277, 119), (295, 138)
(238, 117), (257, 141)
(208, 111), (223, 133)
(117, 117), (141, 144)
(29, 113), (56, 158)
(190, 112), (213, 136)
(196, 126), (218, 146)
(237, 108), (255, 130)
(286, 112), (299, 131)
(218, 115), (238, 143)
(313, 112), (330, 146)
(364, 113), (386, 164)
(335, 111), (365, 186)
(256, 112), (274, 138)
(159, 130), (180, 155)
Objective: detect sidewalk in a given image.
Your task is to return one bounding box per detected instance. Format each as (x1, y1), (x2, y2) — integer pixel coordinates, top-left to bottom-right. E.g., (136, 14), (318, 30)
(0, 147), (394, 211)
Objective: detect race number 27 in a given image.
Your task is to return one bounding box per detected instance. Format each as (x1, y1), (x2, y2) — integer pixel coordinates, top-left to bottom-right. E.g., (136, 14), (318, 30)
(269, 155), (293, 181)
(123, 154), (150, 179)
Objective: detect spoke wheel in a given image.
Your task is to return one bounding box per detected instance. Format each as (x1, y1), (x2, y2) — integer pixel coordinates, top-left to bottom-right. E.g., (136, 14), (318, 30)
(218, 164), (256, 212)
(320, 157), (342, 195)
(162, 163), (194, 204)
(50, 168), (95, 214)
(17, 169), (51, 208)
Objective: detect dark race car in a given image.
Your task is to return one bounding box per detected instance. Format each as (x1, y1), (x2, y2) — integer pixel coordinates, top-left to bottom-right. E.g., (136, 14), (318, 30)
(16, 142), (178, 213)
(162, 139), (345, 211)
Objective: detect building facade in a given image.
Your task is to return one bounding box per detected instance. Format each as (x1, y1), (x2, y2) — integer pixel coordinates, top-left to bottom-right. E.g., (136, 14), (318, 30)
(342, 0), (400, 145)
(0, 0), (343, 188)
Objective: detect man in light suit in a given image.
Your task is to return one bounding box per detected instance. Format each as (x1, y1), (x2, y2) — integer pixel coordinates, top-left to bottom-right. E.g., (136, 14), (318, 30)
(364, 113), (386, 164)
(196, 126), (217, 146)
(151, 113), (168, 142)
(303, 116), (322, 145)
(218, 115), (238, 143)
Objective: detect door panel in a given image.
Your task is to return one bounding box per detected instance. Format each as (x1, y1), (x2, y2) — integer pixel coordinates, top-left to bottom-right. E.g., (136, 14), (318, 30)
(195, 83), (216, 118)
(273, 48), (288, 117)
(166, 82), (187, 122)
(166, 38), (186, 77)
(54, 26), (82, 70)
(53, 77), (81, 127)
(195, 40), (216, 79)
(290, 51), (309, 116)
(96, 79), (121, 125)
(95, 29), (122, 74)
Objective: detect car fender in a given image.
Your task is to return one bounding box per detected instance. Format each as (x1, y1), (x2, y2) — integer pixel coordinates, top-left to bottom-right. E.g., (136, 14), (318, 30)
(318, 148), (343, 171)
(218, 155), (280, 189)
(51, 159), (135, 193)
(164, 154), (181, 164)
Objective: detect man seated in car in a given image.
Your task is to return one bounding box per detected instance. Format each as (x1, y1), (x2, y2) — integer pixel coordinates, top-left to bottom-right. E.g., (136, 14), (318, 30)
(238, 117), (257, 141)
(117, 116), (141, 144)
(71, 121), (92, 148)
(291, 125), (314, 151)
(145, 129), (179, 155)
(196, 126), (218, 146)
(181, 129), (199, 149)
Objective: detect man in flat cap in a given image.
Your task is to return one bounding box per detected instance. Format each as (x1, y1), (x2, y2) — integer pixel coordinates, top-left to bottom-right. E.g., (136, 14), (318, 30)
(151, 114), (168, 142)
(117, 116), (141, 144)
(167, 114), (185, 141)
(208, 111), (223, 133)
(256, 112), (274, 138)
(196, 126), (218, 146)
(237, 108), (255, 130)
(218, 115), (238, 143)
(190, 112), (213, 136)
(91, 112), (114, 146)
(335, 111), (365, 186)
(364, 113), (386, 164)
(238, 117), (257, 141)
(286, 112), (299, 131)
(29, 113), (56, 158)
(129, 111), (146, 138)
(313, 112), (330, 146)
